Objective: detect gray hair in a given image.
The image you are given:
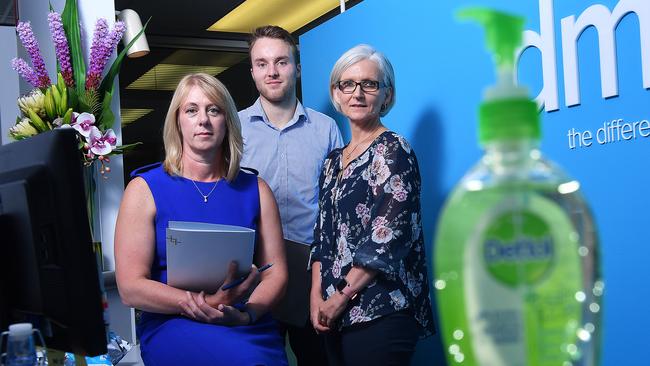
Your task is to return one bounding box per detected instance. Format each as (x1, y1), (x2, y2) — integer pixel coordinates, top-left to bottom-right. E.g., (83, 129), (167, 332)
(329, 44), (396, 117)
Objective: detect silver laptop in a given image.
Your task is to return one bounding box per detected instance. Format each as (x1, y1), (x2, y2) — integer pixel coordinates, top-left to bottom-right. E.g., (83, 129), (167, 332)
(166, 221), (255, 293)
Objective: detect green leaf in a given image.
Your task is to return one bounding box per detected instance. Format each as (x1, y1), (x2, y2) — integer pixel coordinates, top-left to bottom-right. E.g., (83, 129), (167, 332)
(57, 73), (66, 94)
(62, 0), (86, 95)
(110, 141), (143, 154)
(68, 87), (79, 110)
(98, 90), (114, 130)
(26, 108), (49, 132)
(63, 108), (73, 124)
(98, 17), (151, 96)
(78, 88), (98, 115)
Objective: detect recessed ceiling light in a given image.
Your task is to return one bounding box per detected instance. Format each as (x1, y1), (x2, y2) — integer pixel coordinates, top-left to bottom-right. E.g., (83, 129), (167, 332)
(120, 108), (154, 125)
(207, 0), (349, 33)
(126, 64), (228, 91)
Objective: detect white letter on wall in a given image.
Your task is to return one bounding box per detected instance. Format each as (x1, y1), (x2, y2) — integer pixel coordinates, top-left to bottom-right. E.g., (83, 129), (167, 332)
(561, 0), (650, 107)
(519, 0), (559, 112)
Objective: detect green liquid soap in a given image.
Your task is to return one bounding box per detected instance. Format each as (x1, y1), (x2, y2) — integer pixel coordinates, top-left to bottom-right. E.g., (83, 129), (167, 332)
(434, 8), (603, 366)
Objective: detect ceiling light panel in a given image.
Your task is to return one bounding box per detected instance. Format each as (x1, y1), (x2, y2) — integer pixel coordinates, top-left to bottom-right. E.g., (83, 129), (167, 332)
(127, 64), (228, 91)
(120, 108), (154, 126)
(208, 0), (348, 33)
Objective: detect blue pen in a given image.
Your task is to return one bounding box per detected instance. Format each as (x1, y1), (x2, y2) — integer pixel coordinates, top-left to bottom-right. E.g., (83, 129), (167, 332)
(221, 263), (274, 290)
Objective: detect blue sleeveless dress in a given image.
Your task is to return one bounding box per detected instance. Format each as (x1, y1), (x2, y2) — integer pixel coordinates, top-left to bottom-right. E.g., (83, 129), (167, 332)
(132, 163), (288, 366)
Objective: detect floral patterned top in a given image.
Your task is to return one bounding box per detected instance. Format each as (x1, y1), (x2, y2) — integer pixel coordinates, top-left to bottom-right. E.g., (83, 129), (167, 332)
(310, 131), (435, 336)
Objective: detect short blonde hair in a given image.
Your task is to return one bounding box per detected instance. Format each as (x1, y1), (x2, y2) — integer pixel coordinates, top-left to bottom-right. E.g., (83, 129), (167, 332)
(329, 44), (396, 117)
(162, 73), (242, 182)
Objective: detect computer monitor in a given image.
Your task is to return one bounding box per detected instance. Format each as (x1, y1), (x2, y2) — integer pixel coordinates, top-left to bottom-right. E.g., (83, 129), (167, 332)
(0, 129), (107, 356)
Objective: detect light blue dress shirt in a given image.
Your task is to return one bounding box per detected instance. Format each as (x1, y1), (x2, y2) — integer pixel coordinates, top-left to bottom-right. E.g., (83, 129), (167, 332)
(239, 98), (343, 245)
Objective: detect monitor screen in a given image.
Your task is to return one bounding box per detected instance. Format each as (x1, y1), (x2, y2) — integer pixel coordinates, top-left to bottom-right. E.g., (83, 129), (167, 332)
(0, 129), (107, 356)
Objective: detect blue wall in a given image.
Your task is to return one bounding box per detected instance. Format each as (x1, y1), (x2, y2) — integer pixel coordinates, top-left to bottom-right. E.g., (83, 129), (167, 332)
(300, 0), (649, 364)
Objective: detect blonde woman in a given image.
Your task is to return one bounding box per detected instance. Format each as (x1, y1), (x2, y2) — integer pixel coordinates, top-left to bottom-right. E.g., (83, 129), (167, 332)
(115, 73), (288, 365)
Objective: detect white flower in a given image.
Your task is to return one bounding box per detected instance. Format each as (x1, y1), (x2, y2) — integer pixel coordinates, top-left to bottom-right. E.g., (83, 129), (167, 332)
(339, 222), (350, 237)
(397, 135), (411, 153)
(8, 118), (38, 140)
(18, 89), (46, 118)
(389, 175), (404, 191)
(393, 190), (407, 202)
(361, 215), (370, 228)
(375, 142), (387, 156)
(326, 284), (336, 298)
(323, 160), (333, 186)
(370, 154), (384, 173)
(337, 235), (348, 254)
(389, 290), (407, 309)
(372, 216), (388, 228)
(355, 203), (370, 218)
(71, 112), (96, 137)
(349, 306), (371, 324)
(361, 167), (371, 181)
(372, 226), (393, 244)
(342, 164), (353, 179)
(332, 259), (342, 278)
(376, 165), (391, 186)
(341, 247), (353, 266)
(88, 127), (117, 156)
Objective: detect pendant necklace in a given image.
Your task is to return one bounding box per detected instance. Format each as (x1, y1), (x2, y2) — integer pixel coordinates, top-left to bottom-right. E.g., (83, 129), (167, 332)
(339, 125), (383, 180)
(190, 178), (220, 203)
(344, 125), (382, 162)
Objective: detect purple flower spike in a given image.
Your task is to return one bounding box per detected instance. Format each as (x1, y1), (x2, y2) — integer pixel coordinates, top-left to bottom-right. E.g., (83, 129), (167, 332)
(16, 21), (51, 88)
(48, 12), (74, 87)
(11, 57), (40, 88)
(86, 18), (109, 90)
(105, 21), (126, 58)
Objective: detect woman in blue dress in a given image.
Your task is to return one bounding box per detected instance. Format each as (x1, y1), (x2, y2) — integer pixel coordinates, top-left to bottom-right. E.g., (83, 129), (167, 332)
(115, 73), (289, 366)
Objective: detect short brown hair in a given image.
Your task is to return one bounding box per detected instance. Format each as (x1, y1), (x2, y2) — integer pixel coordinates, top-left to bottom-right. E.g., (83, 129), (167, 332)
(248, 25), (299, 63)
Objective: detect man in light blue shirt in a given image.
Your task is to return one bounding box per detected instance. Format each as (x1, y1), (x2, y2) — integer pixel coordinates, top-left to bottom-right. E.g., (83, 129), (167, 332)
(239, 26), (343, 366)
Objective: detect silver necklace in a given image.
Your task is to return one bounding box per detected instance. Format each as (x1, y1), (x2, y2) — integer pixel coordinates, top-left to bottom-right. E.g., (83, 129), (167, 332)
(344, 126), (382, 161)
(190, 178), (220, 203)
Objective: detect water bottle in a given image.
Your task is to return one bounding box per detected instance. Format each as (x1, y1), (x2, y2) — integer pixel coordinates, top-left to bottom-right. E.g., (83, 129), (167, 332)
(1, 323), (45, 366)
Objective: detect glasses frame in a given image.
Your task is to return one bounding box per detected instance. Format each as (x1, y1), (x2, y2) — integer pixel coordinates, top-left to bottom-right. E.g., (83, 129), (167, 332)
(336, 79), (385, 94)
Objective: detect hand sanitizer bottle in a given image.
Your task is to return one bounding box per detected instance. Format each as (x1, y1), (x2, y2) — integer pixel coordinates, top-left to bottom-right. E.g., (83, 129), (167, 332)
(434, 8), (603, 366)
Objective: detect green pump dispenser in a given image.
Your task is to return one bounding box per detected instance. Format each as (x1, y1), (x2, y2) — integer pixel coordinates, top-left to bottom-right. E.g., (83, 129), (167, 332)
(458, 8), (539, 144)
(434, 7), (602, 366)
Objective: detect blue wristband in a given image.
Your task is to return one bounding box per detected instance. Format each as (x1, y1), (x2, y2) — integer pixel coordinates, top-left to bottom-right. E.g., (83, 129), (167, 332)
(244, 305), (257, 325)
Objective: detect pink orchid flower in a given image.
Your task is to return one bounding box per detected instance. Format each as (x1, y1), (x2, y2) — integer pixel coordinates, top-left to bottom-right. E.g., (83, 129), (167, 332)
(88, 126), (117, 156)
(71, 112), (96, 137)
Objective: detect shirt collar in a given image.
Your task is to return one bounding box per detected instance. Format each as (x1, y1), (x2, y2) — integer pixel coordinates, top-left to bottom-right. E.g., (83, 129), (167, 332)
(248, 97), (308, 129)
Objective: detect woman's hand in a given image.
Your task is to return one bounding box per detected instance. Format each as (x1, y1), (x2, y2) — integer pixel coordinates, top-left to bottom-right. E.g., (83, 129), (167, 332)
(206, 262), (260, 307)
(179, 291), (250, 326)
(310, 293), (331, 333)
(316, 292), (349, 330)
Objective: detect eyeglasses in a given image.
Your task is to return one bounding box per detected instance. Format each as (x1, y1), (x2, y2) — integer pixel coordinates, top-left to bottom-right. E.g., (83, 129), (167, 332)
(336, 79), (384, 94)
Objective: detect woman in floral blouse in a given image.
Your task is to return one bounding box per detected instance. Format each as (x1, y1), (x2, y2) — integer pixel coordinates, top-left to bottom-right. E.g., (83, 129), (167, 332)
(309, 44), (435, 366)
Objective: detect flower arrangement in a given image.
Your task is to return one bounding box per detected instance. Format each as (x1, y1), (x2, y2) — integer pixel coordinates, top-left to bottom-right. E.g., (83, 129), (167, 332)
(9, 0), (145, 175)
